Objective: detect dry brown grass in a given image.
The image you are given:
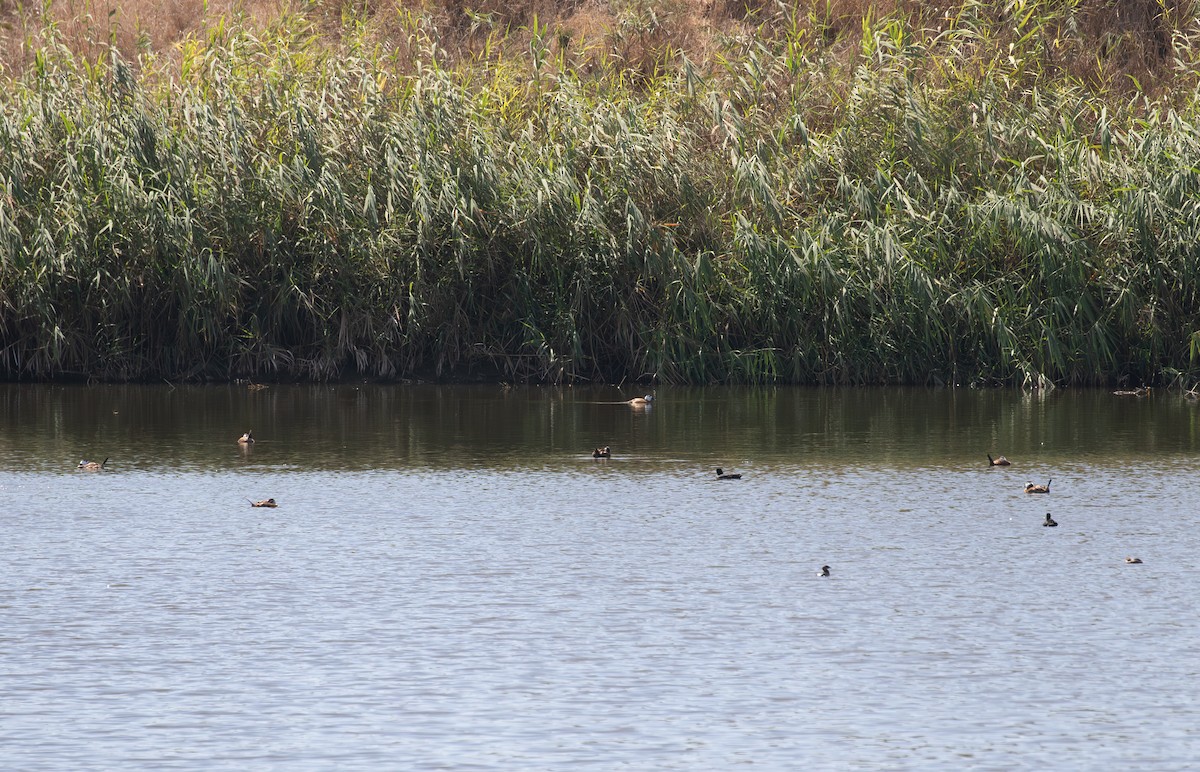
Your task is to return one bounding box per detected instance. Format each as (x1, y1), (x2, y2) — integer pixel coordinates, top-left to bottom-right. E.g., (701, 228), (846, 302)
(1, 0), (1195, 94)
(0, 0), (289, 74)
(0, 0), (679, 75)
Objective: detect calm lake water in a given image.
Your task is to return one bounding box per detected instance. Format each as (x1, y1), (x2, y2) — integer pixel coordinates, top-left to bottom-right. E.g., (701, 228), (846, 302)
(2, 384), (1199, 769)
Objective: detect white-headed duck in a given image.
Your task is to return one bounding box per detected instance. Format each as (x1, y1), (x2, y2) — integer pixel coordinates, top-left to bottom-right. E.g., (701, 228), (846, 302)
(1125, 556), (1143, 564)
(715, 467), (742, 480)
(1024, 479), (1051, 494)
(988, 454), (1011, 466)
(592, 446), (611, 459)
(238, 431), (254, 444)
(1043, 513), (1058, 527)
(818, 565), (831, 577)
(77, 458), (108, 471)
(628, 395), (654, 406)
(250, 498), (277, 508)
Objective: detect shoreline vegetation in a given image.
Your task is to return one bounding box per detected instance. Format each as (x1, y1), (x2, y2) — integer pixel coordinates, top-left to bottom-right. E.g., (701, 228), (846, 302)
(3, 1), (1200, 387)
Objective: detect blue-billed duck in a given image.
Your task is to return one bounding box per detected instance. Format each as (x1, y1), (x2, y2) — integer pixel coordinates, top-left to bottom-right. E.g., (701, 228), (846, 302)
(1024, 479), (1052, 494)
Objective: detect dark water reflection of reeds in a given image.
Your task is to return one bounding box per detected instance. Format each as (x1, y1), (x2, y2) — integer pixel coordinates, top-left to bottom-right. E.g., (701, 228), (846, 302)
(2, 384), (1200, 473)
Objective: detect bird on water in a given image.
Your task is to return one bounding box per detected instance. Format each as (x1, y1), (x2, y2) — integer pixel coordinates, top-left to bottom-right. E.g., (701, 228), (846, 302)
(1024, 479), (1052, 494)
(818, 565), (831, 577)
(714, 468), (742, 480)
(1043, 513), (1058, 527)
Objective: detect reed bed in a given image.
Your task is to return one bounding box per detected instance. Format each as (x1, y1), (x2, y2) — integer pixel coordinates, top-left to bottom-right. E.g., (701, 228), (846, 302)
(3, 2), (1200, 385)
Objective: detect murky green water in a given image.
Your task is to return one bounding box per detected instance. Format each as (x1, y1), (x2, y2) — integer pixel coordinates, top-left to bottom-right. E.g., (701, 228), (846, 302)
(4, 383), (1199, 471)
(2, 385), (1197, 768)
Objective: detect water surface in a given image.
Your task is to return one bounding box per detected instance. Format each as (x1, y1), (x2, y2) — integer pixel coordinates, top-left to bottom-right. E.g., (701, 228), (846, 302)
(2, 385), (1197, 769)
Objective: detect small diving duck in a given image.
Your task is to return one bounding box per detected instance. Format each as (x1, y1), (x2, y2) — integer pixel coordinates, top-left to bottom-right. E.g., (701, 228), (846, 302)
(818, 565), (831, 577)
(249, 498), (278, 508)
(1043, 513), (1058, 527)
(238, 431), (254, 444)
(1024, 479), (1052, 494)
(628, 395), (654, 406)
(988, 454), (1011, 467)
(592, 446), (611, 459)
(77, 458), (108, 471)
(1125, 556), (1143, 564)
(714, 467), (742, 480)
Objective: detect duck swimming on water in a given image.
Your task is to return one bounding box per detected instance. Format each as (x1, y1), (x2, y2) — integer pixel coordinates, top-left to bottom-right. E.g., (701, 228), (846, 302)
(818, 565), (831, 577)
(1043, 513), (1058, 527)
(714, 468), (742, 480)
(592, 446), (611, 459)
(78, 458), (108, 471)
(249, 498), (277, 508)
(238, 431), (254, 444)
(1125, 556), (1143, 564)
(590, 395), (654, 406)
(988, 454), (1011, 466)
(1025, 479), (1052, 494)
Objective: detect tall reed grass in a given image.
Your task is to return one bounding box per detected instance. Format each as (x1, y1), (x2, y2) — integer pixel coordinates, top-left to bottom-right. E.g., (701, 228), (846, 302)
(3, 2), (1200, 385)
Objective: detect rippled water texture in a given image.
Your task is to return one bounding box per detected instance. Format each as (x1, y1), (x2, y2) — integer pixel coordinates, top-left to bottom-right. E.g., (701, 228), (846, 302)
(2, 385), (1199, 769)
